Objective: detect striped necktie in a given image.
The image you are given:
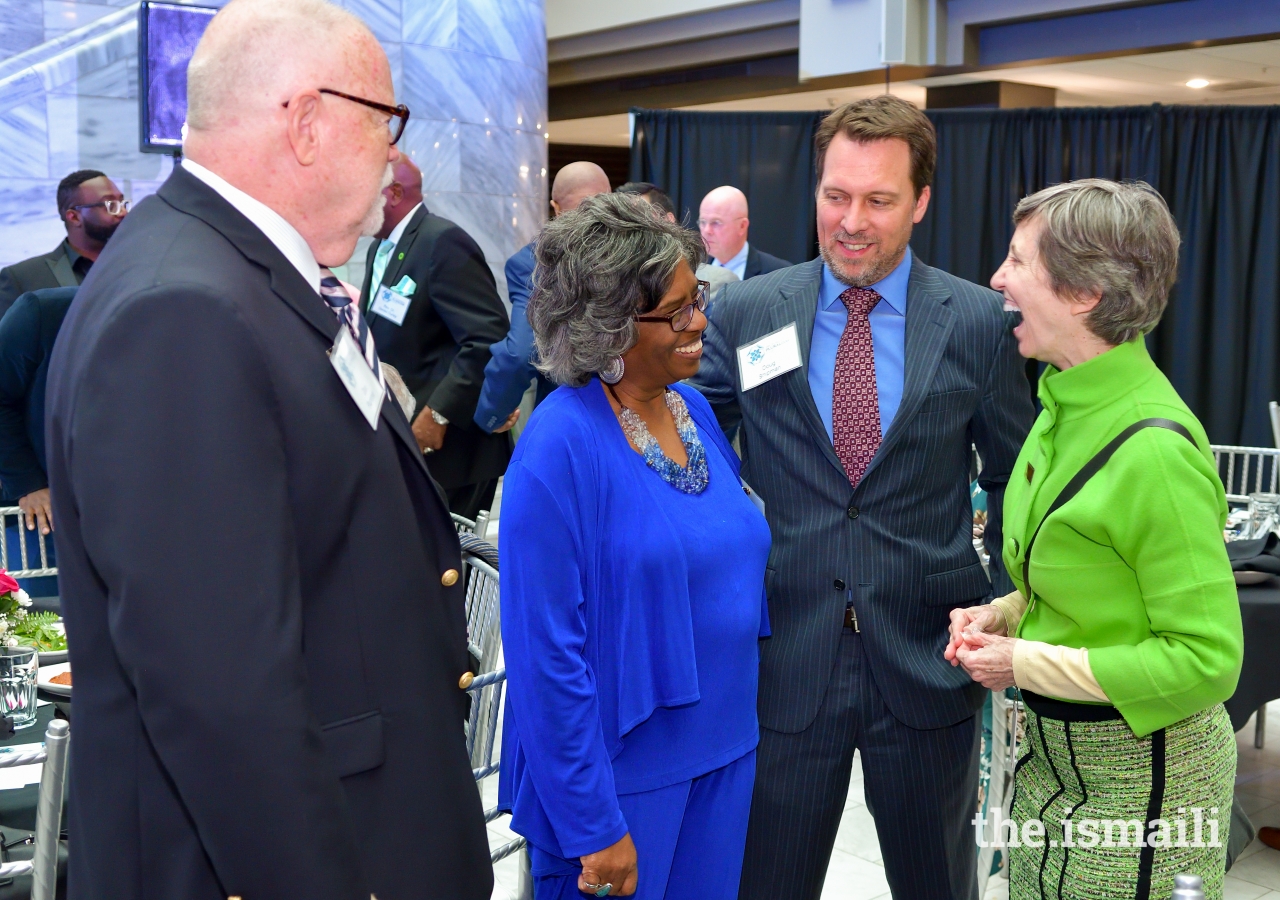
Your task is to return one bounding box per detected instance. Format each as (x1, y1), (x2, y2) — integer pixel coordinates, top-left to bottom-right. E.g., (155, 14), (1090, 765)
(319, 268), (387, 396)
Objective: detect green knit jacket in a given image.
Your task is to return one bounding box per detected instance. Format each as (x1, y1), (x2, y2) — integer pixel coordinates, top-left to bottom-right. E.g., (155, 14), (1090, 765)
(1002, 339), (1243, 737)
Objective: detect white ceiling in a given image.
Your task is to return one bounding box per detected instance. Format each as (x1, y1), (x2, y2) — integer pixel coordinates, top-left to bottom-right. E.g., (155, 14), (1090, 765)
(549, 37), (1280, 146)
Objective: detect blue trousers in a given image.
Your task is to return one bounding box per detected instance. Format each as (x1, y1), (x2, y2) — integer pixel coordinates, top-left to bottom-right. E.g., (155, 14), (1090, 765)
(533, 750), (756, 900)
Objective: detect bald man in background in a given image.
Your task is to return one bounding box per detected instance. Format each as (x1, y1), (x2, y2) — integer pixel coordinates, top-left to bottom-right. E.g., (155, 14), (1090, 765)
(45, 0), (492, 897)
(360, 156), (511, 519)
(699, 184), (791, 280)
(474, 160), (610, 433)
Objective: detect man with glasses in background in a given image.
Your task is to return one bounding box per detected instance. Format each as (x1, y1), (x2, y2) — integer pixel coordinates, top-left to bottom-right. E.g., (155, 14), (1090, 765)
(699, 184), (790, 282)
(358, 155), (511, 520)
(0, 169), (128, 315)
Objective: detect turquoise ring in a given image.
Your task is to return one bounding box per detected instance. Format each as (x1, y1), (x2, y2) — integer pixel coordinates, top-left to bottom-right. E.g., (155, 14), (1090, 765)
(583, 882), (612, 897)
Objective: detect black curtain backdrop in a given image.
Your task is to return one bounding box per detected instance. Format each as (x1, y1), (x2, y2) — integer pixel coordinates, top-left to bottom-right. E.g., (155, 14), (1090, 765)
(630, 104), (1280, 446)
(630, 108), (823, 265)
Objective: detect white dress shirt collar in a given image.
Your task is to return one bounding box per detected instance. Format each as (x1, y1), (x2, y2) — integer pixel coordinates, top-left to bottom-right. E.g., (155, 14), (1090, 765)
(181, 159), (322, 293)
(386, 202), (423, 248)
(712, 241), (750, 281)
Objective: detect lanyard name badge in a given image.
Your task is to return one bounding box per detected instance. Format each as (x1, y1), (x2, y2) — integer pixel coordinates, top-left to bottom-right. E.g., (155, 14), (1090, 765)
(370, 275), (416, 326)
(737, 322), (803, 392)
(329, 326), (382, 429)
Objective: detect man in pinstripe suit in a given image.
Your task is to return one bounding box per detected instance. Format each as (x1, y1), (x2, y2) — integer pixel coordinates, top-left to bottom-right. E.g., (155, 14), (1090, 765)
(691, 97), (1034, 900)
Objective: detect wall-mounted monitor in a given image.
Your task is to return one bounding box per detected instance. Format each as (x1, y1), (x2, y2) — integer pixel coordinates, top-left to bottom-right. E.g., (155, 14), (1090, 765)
(138, 1), (218, 154)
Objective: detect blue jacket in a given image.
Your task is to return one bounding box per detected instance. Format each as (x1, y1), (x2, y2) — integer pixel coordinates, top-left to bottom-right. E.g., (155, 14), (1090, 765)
(497, 381), (770, 859)
(473, 243), (554, 432)
(0, 287), (75, 502)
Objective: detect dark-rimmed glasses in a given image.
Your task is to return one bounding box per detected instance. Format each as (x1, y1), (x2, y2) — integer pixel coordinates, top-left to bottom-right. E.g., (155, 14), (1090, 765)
(72, 199), (129, 216)
(310, 89), (411, 145)
(635, 281), (710, 332)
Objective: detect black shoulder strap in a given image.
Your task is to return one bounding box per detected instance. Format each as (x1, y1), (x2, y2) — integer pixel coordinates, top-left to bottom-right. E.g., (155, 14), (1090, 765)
(1021, 418), (1197, 600)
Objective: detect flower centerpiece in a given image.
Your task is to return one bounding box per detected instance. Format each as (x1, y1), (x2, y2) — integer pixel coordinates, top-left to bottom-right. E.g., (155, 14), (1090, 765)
(0, 571), (63, 651)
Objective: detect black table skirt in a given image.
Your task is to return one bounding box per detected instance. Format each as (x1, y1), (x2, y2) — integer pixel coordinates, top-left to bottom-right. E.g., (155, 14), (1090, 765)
(1228, 581), (1280, 731)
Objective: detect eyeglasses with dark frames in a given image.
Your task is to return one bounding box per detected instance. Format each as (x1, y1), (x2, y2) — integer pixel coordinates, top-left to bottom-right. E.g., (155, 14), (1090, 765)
(71, 199), (129, 216)
(635, 281), (710, 332)
(282, 89), (411, 145)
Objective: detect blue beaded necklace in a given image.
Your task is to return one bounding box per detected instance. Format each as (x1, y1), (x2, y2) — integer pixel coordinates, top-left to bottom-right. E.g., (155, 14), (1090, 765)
(606, 383), (709, 494)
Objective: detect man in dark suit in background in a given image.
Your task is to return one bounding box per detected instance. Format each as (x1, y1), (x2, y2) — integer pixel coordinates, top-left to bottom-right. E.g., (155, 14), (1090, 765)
(699, 184), (791, 281)
(45, 1), (492, 897)
(359, 157), (510, 519)
(0, 170), (127, 315)
(692, 97), (1034, 900)
(473, 160), (610, 433)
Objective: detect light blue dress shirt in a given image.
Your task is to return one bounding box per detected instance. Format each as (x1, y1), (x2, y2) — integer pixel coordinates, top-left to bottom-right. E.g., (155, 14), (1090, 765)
(807, 246), (912, 442)
(711, 241), (750, 281)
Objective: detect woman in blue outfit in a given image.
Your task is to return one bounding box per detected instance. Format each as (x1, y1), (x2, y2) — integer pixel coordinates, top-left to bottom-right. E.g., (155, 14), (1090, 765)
(498, 193), (771, 899)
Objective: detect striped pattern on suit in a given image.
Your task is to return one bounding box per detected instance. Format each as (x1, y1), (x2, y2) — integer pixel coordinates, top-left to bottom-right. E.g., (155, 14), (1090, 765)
(691, 254), (1034, 900)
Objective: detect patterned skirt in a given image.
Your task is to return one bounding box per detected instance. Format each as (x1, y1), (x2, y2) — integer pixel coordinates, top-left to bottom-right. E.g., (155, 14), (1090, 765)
(1008, 693), (1235, 900)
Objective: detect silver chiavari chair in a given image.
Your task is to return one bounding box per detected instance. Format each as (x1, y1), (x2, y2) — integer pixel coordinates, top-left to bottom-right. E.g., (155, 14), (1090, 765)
(0, 719), (69, 900)
(456, 533), (530, 900)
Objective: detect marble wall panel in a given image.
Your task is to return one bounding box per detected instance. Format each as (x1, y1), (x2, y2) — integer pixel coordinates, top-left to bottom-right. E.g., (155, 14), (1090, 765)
(43, 1), (116, 40)
(0, 96), (49, 178)
(459, 0), (543, 70)
(402, 0), (455, 49)
(0, 0), (43, 56)
(77, 96), (169, 180)
(512, 128), (547, 199)
(339, 0), (399, 43)
(425, 190), (514, 272)
(45, 91), (78, 176)
(458, 122), (518, 197)
(49, 53), (134, 99)
(401, 117), (461, 194)
(0, 178), (64, 267)
(403, 44), (493, 126)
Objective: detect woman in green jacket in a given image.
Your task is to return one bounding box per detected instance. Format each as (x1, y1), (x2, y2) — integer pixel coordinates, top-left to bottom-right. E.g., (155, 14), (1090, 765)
(944, 179), (1243, 898)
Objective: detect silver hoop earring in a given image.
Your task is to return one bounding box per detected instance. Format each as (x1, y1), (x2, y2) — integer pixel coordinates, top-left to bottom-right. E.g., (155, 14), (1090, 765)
(599, 356), (625, 384)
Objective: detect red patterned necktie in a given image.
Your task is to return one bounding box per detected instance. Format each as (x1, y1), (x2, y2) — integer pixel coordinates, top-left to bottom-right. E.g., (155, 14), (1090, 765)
(832, 286), (882, 488)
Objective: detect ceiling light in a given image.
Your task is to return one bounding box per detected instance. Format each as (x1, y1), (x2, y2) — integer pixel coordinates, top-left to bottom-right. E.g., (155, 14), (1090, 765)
(1186, 78), (1209, 89)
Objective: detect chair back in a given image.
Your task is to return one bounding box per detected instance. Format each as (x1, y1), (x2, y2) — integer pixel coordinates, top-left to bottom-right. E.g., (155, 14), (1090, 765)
(0, 508), (56, 579)
(456, 535), (529, 882)
(0, 718), (69, 900)
(1210, 444), (1280, 506)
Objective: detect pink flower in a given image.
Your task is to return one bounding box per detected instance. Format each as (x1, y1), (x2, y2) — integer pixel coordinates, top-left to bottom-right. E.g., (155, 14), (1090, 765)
(0, 572), (20, 596)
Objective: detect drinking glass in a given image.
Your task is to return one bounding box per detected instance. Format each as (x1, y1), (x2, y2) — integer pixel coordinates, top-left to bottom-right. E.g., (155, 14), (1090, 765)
(1247, 492), (1280, 540)
(0, 646), (37, 729)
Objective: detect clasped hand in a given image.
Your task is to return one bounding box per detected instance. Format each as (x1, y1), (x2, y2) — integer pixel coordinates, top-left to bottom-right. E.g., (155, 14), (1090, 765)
(944, 605), (1017, 692)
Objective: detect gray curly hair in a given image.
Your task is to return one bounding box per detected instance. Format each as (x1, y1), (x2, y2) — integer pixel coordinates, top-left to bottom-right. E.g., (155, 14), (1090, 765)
(529, 192), (705, 387)
(1013, 179), (1180, 346)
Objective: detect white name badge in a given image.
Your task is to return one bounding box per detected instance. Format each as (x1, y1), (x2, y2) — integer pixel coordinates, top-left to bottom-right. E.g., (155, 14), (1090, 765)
(328, 327), (382, 429)
(370, 284), (412, 325)
(737, 322), (803, 391)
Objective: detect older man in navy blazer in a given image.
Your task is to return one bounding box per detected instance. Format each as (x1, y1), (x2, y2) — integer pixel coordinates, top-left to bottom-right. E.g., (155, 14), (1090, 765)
(44, 1), (490, 898)
(692, 97), (1033, 900)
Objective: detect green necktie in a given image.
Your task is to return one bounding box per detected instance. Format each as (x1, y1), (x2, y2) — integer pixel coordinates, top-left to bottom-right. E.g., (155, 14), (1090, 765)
(370, 239), (396, 295)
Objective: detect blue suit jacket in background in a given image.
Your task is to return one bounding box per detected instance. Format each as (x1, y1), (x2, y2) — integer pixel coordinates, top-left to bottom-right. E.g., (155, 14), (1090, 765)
(0, 287), (75, 502)
(691, 255), (1034, 733)
(474, 242), (554, 432)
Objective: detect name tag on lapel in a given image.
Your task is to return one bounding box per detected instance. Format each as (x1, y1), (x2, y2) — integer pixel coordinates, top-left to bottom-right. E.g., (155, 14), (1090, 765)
(370, 284), (412, 325)
(328, 327), (382, 429)
(737, 323), (802, 391)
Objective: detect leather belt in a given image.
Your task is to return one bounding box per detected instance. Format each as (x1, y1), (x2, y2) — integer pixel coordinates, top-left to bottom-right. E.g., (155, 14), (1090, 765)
(844, 606), (859, 632)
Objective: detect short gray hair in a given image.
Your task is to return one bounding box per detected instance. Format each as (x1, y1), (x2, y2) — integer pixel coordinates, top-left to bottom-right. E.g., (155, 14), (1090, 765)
(186, 0), (371, 131)
(529, 193), (704, 387)
(1013, 179), (1180, 346)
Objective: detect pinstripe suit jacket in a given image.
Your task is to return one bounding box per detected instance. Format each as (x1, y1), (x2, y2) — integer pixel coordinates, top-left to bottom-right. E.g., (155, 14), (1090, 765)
(691, 255), (1034, 732)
